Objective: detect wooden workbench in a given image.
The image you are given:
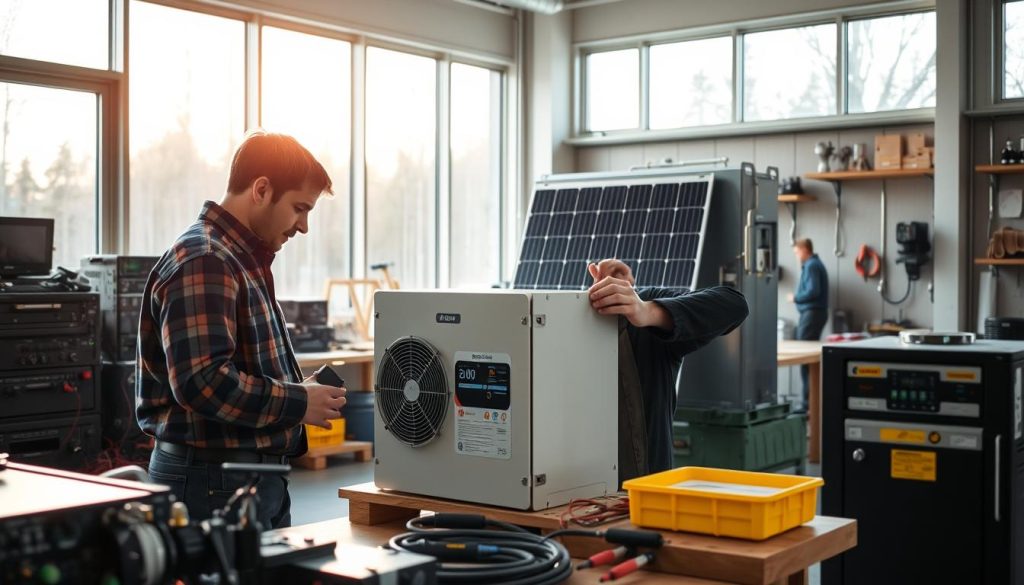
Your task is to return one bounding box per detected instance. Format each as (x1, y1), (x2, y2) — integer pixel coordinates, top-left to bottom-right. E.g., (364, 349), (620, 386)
(777, 340), (823, 463)
(338, 482), (856, 585)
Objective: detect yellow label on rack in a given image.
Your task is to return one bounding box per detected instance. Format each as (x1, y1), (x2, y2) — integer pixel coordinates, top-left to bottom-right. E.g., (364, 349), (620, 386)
(851, 365), (883, 378)
(880, 428), (927, 444)
(891, 450), (937, 482)
(946, 370), (977, 382)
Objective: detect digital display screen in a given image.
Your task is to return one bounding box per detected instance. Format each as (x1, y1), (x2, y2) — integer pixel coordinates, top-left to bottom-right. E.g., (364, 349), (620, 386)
(0, 218), (53, 277)
(890, 370), (937, 391)
(455, 360), (511, 410)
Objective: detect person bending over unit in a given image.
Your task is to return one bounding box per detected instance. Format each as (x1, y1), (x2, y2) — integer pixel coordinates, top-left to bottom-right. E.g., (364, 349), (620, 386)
(586, 258), (749, 484)
(136, 130), (346, 529)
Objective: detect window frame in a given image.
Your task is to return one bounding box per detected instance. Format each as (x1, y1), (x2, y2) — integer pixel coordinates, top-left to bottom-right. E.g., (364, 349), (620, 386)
(572, 1), (937, 145)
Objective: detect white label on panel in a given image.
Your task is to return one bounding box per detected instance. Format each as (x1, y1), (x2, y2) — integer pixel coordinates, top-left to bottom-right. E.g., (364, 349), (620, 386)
(950, 435), (979, 450)
(847, 426), (864, 440)
(453, 351), (512, 460)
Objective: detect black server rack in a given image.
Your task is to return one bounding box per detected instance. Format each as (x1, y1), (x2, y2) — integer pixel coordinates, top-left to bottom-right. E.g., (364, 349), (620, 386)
(80, 255), (158, 362)
(822, 337), (1024, 585)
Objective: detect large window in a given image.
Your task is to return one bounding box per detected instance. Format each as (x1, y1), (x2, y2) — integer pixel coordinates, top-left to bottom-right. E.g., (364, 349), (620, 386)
(580, 9), (936, 134)
(261, 26), (352, 299)
(0, 83), (97, 268)
(848, 12), (936, 113)
(744, 24), (837, 121)
(128, 1), (244, 254)
(366, 47), (437, 289)
(450, 62), (502, 288)
(1006, 1), (1024, 99)
(649, 37), (732, 129)
(0, 0), (108, 69)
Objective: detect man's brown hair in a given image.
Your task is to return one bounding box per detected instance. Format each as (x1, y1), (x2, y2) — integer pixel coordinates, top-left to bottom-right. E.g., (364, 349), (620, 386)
(226, 130), (333, 200)
(794, 238), (814, 254)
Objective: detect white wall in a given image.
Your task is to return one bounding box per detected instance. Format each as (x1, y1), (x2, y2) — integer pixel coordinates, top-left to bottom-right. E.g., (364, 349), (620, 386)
(229, 0), (516, 60)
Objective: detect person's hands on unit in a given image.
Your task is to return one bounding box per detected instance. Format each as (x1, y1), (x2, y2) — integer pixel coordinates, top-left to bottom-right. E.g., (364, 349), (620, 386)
(587, 259), (673, 330)
(301, 381), (347, 430)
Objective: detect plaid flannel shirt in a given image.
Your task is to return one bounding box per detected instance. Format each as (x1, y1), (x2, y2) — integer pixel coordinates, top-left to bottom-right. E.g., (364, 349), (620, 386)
(136, 201), (308, 453)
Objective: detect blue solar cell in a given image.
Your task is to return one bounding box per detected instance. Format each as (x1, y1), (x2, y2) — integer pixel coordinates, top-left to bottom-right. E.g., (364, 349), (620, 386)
(536, 261), (564, 288)
(553, 188), (580, 212)
(525, 214), (550, 237)
(635, 260), (665, 287)
(560, 261), (590, 290)
(521, 237), (545, 260)
(664, 259), (695, 288)
(620, 210), (649, 235)
(515, 261), (539, 287)
(577, 187), (603, 211)
(617, 235), (643, 260)
(566, 237), (592, 260)
(646, 209), (675, 234)
(640, 235), (670, 259)
(569, 212), (597, 236)
(590, 235), (618, 260)
(534, 189), (556, 212)
(541, 237), (569, 261)
(626, 185), (652, 209)
(548, 213), (573, 236)
(595, 210), (624, 234)
(651, 184), (679, 209)
(599, 185), (627, 209)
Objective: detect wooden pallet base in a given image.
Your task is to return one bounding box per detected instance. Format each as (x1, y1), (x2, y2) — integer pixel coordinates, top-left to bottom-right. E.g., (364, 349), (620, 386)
(293, 440), (372, 471)
(337, 482), (856, 585)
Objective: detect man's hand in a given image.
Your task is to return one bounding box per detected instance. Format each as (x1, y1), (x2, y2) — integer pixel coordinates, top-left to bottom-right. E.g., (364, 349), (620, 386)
(301, 381), (347, 430)
(587, 259), (672, 330)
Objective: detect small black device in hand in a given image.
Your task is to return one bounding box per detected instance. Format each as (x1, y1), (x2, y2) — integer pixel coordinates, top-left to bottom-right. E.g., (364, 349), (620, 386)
(313, 364), (345, 388)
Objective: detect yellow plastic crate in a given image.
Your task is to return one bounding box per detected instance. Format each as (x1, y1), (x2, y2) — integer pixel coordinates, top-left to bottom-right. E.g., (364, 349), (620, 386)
(305, 418), (346, 449)
(622, 466), (823, 540)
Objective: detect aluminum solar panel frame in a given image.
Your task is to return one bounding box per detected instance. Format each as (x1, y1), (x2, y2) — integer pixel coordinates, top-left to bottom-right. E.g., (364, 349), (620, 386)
(514, 163), (780, 412)
(514, 174), (715, 292)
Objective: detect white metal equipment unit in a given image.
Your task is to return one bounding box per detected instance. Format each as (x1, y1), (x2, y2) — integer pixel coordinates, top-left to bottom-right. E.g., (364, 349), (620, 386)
(372, 289), (618, 510)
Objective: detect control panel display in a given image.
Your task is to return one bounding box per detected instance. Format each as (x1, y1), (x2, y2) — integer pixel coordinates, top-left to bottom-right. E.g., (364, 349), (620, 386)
(454, 360), (511, 410)
(846, 361), (982, 417)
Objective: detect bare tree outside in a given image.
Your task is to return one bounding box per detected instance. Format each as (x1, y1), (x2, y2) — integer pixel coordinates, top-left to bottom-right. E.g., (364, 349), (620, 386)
(1006, 1), (1024, 99)
(848, 12), (936, 113)
(744, 24), (837, 121)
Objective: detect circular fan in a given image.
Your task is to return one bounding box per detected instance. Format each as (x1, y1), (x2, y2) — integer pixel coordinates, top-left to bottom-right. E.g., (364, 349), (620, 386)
(375, 336), (450, 447)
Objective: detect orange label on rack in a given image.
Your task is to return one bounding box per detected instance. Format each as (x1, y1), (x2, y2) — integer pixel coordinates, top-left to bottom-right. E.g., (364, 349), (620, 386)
(880, 428), (927, 444)
(891, 450), (937, 482)
(851, 365), (884, 378)
(946, 371), (977, 382)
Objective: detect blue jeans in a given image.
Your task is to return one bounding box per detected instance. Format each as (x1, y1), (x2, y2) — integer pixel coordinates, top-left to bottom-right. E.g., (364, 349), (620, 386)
(796, 308), (828, 406)
(148, 446), (292, 529)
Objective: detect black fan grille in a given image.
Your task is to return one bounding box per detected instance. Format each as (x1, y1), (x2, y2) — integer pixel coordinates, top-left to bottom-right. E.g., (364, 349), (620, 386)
(375, 336), (449, 447)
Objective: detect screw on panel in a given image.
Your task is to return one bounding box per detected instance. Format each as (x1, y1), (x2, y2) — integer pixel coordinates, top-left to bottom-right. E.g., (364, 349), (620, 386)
(535, 315), (546, 326)
(521, 477), (528, 486)
(375, 458), (380, 464)
(534, 474), (546, 486)
(375, 312), (380, 319)
(521, 316), (529, 326)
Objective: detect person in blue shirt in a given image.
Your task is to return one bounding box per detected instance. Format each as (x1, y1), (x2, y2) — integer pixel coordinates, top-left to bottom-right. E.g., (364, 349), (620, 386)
(787, 238), (829, 409)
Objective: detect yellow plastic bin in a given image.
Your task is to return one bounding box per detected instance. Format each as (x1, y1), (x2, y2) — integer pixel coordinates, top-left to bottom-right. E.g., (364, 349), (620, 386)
(622, 466), (823, 540)
(305, 419), (346, 449)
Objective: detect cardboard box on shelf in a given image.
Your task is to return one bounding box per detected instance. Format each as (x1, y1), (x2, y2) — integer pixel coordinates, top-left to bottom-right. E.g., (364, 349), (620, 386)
(875, 134), (903, 169)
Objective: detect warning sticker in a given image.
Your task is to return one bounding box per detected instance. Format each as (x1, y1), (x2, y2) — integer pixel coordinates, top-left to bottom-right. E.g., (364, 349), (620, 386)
(891, 450), (936, 482)
(453, 351), (511, 460)
(880, 428), (926, 444)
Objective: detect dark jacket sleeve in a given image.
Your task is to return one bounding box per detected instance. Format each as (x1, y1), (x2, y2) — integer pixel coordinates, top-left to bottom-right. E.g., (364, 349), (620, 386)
(639, 286), (749, 361)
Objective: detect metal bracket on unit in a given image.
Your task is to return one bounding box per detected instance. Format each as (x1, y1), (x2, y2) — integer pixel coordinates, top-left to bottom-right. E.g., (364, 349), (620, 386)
(534, 474), (547, 486)
(534, 314), (546, 327)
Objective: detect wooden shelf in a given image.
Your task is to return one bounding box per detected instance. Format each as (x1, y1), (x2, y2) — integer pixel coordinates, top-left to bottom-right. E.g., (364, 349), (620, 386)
(975, 164), (1024, 175)
(778, 194), (817, 203)
(975, 258), (1024, 266)
(805, 169), (933, 181)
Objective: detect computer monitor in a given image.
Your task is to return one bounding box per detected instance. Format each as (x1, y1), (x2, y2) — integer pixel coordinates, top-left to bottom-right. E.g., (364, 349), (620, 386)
(0, 216), (54, 278)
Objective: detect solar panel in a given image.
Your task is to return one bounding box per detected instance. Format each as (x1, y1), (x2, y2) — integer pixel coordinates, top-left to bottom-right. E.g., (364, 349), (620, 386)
(513, 174), (714, 291)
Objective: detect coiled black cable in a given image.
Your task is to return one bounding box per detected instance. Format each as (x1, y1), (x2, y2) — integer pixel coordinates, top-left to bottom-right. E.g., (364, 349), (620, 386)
(388, 514), (574, 585)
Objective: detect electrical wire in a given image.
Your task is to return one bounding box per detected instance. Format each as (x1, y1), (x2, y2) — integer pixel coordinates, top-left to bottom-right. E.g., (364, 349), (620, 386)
(882, 278), (913, 306)
(557, 496), (630, 528)
(389, 515), (574, 585)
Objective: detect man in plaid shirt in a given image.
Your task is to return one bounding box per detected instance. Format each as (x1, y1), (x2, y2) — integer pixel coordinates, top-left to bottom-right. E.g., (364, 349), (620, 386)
(137, 131), (346, 528)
